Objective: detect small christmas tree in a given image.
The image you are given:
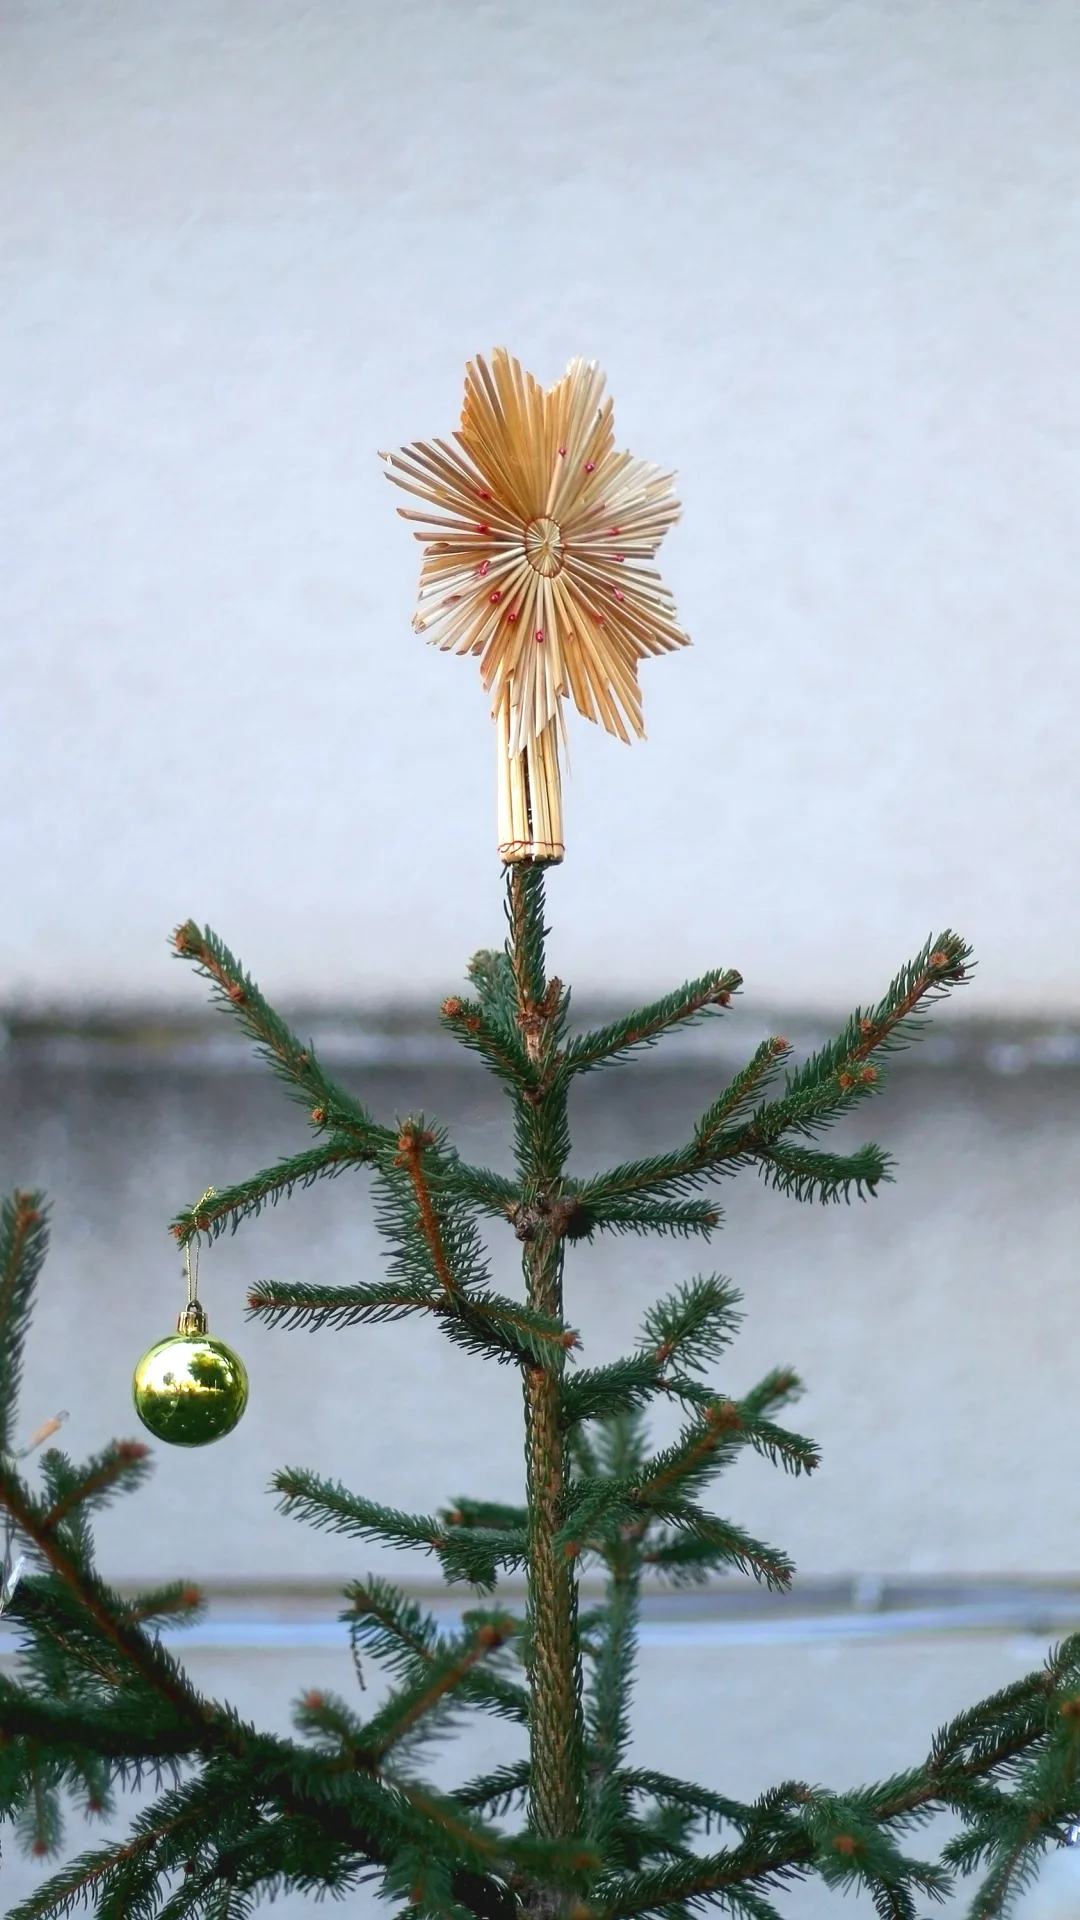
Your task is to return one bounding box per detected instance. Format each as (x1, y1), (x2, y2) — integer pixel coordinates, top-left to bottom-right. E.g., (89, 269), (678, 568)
(3, 355), (1080, 1920)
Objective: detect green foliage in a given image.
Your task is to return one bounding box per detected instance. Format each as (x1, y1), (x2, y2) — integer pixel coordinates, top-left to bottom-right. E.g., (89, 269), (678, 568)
(0, 1195), (49, 1460)
(3, 877), (1067, 1920)
(250, 1276), (577, 1368)
(562, 969), (743, 1076)
(272, 1470), (529, 1588)
(345, 1578), (530, 1730)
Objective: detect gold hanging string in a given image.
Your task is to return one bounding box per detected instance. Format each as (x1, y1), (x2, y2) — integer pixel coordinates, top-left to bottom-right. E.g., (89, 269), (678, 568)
(185, 1188), (216, 1295)
(179, 1189), (215, 1335)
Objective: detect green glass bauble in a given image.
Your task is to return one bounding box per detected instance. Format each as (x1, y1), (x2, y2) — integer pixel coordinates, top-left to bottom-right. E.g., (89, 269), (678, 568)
(132, 1302), (248, 1448)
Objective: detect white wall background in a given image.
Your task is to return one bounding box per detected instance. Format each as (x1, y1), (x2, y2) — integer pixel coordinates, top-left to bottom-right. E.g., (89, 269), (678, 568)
(2, 0), (1079, 1014)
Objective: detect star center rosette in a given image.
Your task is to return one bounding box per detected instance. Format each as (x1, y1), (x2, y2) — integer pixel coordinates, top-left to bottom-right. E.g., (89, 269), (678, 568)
(382, 349), (690, 863)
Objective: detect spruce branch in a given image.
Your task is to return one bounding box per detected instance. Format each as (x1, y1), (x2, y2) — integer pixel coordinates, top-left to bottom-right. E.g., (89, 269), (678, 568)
(574, 938), (969, 1217)
(349, 1614), (520, 1768)
(1, 1215), (523, 1914)
(641, 1512), (795, 1591)
(7, 1576), (131, 1689)
(786, 931), (972, 1090)
(1, 1805), (211, 1920)
(0, 1192), (49, 1458)
(573, 1197), (723, 1241)
(441, 992), (536, 1087)
(618, 1771), (750, 1836)
(448, 1499), (532, 1532)
(797, 1793), (952, 1904)
(7, 1746), (69, 1873)
(562, 970), (743, 1077)
(169, 1143), (361, 1247)
(456, 1165), (525, 1218)
(119, 1580), (205, 1630)
(0, 1676), (199, 1762)
(392, 1120), (471, 1299)
(443, 1290), (578, 1370)
(0, 1543), (405, 1878)
(439, 1533), (530, 1589)
(391, 1777), (595, 1881)
(0, 1467), (219, 1738)
(345, 1578), (530, 1727)
(734, 1370), (811, 1436)
(639, 1277), (744, 1375)
(272, 1470), (528, 1587)
(558, 1420), (797, 1587)
(467, 947), (521, 1029)
(272, 1473), (448, 1556)
(292, 1684), (367, 1754)
(564, 1395), (816, 1552)
(379, 1852), (484, 1920)
(691, 1039), (794, 1147)
(754, 1141), (890, 1204)
(579, 1827), (810, 1920)
(2, 1757), (401, 1920)
(250, 1277), (578, 1368)
(553, 1282), (757, 1436)
(370, 1121), (524, 1316)
(343, 1574), (441, 1676)
(369, 1129), (578, 1362)
(575, 1646), (1080, 1920)
(930, 1666), (1065, 1774)
(560, 1358), (668, 1431)
(454, 1759), (533, 1816)
(170, 921), (391, 1161)
(248, 1277), (452, 1331)
(38, 1442), (153, 1544)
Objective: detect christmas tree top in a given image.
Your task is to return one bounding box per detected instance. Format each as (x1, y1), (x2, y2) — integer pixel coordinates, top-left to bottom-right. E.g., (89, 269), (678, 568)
(1, 354), (1076, 1920)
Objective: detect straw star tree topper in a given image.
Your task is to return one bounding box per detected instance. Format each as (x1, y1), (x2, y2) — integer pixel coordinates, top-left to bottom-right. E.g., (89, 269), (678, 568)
(382, 349), (690, 862)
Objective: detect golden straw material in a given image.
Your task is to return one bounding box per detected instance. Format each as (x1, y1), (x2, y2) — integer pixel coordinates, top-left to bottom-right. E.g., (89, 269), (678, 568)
(382, 349), (690, 863)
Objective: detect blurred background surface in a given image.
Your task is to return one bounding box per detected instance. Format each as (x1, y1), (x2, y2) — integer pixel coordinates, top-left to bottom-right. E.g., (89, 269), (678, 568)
(3, 1), (1080, 1912)
(2, 0), (1080, 1011)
